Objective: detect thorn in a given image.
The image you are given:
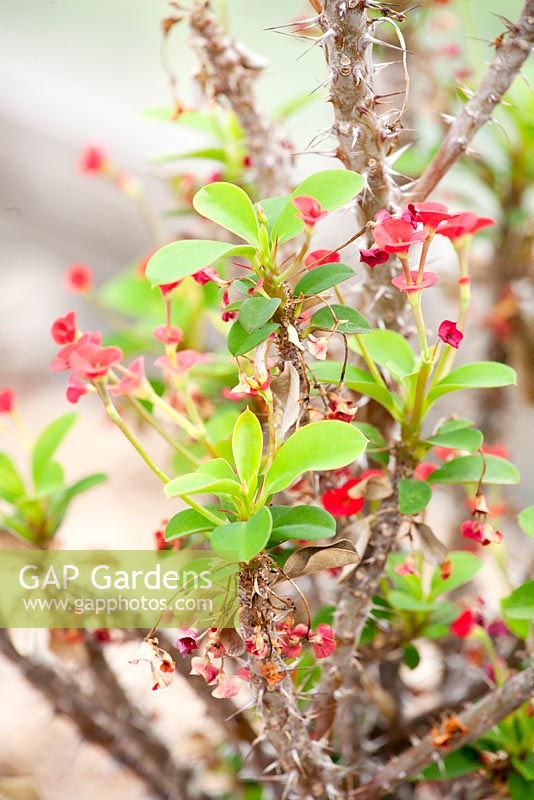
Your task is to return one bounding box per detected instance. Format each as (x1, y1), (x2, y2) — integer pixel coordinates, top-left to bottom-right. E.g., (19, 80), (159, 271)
(296, 29), (335, 61)
(264, 17), (318, 31)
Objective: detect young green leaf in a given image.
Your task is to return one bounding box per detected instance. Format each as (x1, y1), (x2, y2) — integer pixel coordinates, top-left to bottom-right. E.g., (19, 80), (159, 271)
(32, 414), (77, 488)
(227, 320), (279, 356)
(429, 454), (520, 485)
(501, 581), (534, 620)
(352, 422), (389, 466)
(351, 329), (415, 377)
(232, 409), (263, 486)
(164, 471), (241, 498)
(398, 479), (432, 515)
(264, 420), (367, 495)
(425, 362), (516, 407)
(311, 304), (371, 334)
(429, 551), (482, 599)
(146, 240), (255, 286)
(211, 507), (272, 562)
(269, 505), (336, 544)
(193, 182), (261, 245)
(425, 426), (483, 453)
(387, 591), (439, 612)
(294, 263), (355, 296)
(518, 505), (534, 538)
(238, 297), (281, 333)
(166, 508), (220, 541)
(0, 453), (26, 502)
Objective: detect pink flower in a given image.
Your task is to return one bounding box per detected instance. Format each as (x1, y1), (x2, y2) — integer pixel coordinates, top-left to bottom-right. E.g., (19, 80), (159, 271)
(292, 195), (329, 227)
(212, 672), (242, 699)
(64, 264), (93, 293)
(175, 628), (199, 656)
(109, 357), (146, 397)
(279, 623), (309, 659)
(152, 324), (184, 345)
(374, 210), (392, 223)
(221, 289), (238, 323)
(78, 145), (107, 175)
(307, 334), (328, 360)
(373, 218), (427, 253)
(450, 609), (476, 638)
(309, 624), (336, 659)
(192, 267), (220, 285)
(0, 389), (16, 414)
(437, 213), (496, 241)
(190, 656), (219, 685)
(407, 201), (452, 230)
(391, 270), (438, 293)
(50, 331), (102, 372)
(51, 312), (77, 345)
(154, 351), (208, 375)
(438, 320), (463, 349)
(487, 620), (509, 639)
(395, 558), (419, 577)
(359, 248), (389, 267)
(69, 343), (123, 380)
(415, 462), (438, 481)
(246, 632), (269, 659)
(66, 376), (89, 404)
(461, 519), (502, 546)
(304, 249), (341, 268)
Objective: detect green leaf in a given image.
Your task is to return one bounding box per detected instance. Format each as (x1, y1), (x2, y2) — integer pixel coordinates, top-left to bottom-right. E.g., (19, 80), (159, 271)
(388, 591), (439, 612)
(432, 417), (474, 435)
(146, 240), (255, 286)
(197, 458), (237, 482)
(426, 362), (516, 407)
(351, 329), (415, 377)
(264, 420), (367, 495)
(430, 551), (482, 599)
(311, 304), (371, 334)
(403, 643), (420, 670)
(151, 147), (227, 164)
(211, 507), (272, 562)
(270, 170), (364, 244)
(165, 508), (219, 541)
(512, 755), (534, 782)
(32, 414), (77, 488)
(399, 479), (432, 515)
(311, 361), (401, 420)
(193, 182), (261, 245)
(502, 581), (534, 619)
(418, 748), (481, 782)
(232, 409), (263, 485)
(294, 263), (355, 296)
(509, 772), (534, 800)
(227, 320), (279, 357)
(352, 423), (389, 466)
(518, 506), (534, 538)
(429, 454), (520, 485)
(269, 505), (336, 544)
(426, 426), (483, 453)
(0, 454), (25, 503)
(238, 297), (281, 333)
(164, 471), (241, 499)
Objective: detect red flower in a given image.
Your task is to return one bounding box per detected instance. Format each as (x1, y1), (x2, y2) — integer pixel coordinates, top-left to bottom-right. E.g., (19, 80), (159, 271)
(437, 212), (495, 241)
(69, 343), (123, 380)
(50, 331), (102, 372)
(221, 289), (238, 322)
(109, 357), (145, 397)
(373, 218), (427, 253)
(391, 270), (438, 292)
(304, 249), (341, 268)
(433, 446), (456, 461)
(407, 201), (452, 229)
(309, 624), (336, 659)
(154, 351), (208, 375)
(278, 622), (309, 659)
(66, 375), (89, 404)
(175, 628), (199, 656)
(438, 320), (463, 349)
(51, 312), (77, 345)
(482, 444), (510, 460)
(0, 389), (16, 414)
(192, 267), (220, 285)
(292, 195), (329, 227)
(322, 478), (364, 517)
(461, 519), (502, 546)
(78, 145), (107, 175)
(190, 656), (219, 685)
(153, 324), (184, 345)
(450, 609), (476, 638)
(415, 462), (438, 480)
(359, 248), (389, 267)
(64, 263), (93, 293)
(159, 280), (182, 297)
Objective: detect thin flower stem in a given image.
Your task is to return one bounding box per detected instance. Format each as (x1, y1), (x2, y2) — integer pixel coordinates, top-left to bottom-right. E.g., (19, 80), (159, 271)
(354, 334), (388, 390)
(407, 292), (429, 358)
(148, 390), (202, 441)
(408, 358), (432, 436)
(99, 390), (170, 484)
(416, 232), (433, 283)
(126, 396), (201, 467)
(181, 495), (226, 527)
(265, 393), (276, 472)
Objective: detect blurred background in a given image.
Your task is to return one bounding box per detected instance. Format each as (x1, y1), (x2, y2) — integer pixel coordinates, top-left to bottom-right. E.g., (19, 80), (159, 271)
(0, 0), (531, 798)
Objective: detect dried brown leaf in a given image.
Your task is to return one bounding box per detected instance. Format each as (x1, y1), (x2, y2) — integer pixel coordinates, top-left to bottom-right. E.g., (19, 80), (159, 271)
(281, 539), (361, 580)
